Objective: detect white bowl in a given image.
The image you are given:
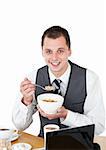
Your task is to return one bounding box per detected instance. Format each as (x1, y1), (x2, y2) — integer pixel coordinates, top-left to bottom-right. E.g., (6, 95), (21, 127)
(37, 93), (64, 114)
(0, 129), (15, 139)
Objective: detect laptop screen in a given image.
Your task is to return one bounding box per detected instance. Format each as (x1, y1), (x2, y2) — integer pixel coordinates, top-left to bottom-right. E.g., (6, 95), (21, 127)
(46, 124), (95, 150)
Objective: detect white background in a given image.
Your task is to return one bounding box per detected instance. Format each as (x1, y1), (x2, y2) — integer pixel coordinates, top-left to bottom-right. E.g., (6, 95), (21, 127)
(0, 0), (105, 136)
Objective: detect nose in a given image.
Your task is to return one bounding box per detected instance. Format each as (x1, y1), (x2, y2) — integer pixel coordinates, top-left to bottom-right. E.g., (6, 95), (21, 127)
(52, 52), (58, 60)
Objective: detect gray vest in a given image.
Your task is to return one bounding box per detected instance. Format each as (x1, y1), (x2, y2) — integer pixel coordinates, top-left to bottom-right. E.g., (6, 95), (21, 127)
(35, 61), (87, 137)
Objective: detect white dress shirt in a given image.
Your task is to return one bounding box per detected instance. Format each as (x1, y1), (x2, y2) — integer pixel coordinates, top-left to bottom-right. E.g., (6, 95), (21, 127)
(12, 63), (105, 135)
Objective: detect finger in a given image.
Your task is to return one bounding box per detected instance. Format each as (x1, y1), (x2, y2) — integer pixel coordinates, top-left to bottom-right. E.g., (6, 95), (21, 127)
(47, 115), (59, 120)
(22, 87), (35, 97)
(24, 91), (35, 97)
(21, 79), (32, 87)
(46, 113), (60, 120)
(57, 106), (65, 112)
(24, 87), (35, 94)
(21, 84), (35, 91)
(27, 91), (35, 97)
(20, 84), (35, 93)
(24, 77), (29, 81)
(37, 104), (40, 110)
(21, 81), (31, 88)
(38, 107), (47, 117)
(38, 107), (44, 114)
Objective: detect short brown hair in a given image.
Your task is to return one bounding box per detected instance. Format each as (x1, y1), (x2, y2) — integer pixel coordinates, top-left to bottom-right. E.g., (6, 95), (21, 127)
(41, 26), (71, 48)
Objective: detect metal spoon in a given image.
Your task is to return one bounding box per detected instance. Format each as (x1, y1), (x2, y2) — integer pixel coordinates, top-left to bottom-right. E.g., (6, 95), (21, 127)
(35, 84), (55, 91)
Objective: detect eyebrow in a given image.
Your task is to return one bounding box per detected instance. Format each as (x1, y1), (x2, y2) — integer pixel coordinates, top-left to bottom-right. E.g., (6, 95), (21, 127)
(44, 47), (65, 51)
(58, 47), (65, 50)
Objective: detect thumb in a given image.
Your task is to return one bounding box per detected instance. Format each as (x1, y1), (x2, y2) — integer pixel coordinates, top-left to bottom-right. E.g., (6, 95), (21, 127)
(24, 77), (29, 81)
(57, 106), (65, 113)
(57, 107), (62, 113)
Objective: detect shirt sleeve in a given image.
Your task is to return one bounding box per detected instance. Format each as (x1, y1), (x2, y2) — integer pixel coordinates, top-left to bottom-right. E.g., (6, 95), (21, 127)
(12, 70), (39, 130)
(61, 69), (105, 135)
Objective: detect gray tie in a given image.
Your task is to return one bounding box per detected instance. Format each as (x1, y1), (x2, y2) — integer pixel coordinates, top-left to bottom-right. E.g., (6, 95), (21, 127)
(52, 79), (62, 95)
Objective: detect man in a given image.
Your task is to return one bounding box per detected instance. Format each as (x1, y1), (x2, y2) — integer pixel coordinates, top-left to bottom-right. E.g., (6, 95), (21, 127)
(12, 26), (105, 137)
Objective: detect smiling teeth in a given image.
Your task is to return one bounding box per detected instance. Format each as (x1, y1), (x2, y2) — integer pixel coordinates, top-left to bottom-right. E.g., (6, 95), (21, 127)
(52, 62), (60, 65)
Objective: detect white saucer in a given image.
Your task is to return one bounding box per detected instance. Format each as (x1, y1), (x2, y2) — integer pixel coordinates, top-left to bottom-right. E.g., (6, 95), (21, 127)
(8, 133), (19, 142)
(33, 148), (45, 150)
(12, 143), (32, 150)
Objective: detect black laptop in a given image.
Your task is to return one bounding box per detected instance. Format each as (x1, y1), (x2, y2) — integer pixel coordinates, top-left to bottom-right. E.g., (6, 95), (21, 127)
(46, 124), (95, 150)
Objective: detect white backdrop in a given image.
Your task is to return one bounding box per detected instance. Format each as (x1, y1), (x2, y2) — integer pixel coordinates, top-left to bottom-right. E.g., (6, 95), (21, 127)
(0, 0), (105, 136)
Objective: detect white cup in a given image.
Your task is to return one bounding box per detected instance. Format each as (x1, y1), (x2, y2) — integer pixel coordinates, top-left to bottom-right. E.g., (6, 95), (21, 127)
(43, 124), (59, 148)
(0, 139), (11, 150)
(0, 129), (15, 140)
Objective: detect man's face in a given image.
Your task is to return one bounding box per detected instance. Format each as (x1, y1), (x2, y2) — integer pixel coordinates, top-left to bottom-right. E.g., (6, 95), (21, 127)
(42, 36), (71, 77)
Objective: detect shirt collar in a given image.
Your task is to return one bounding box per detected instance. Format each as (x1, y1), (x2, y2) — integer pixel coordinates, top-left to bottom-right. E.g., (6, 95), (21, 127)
(48, 62), (71, 85)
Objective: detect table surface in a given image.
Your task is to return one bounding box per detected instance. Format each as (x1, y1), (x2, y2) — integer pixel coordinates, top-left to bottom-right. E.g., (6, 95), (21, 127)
(12, 132), (44, 149)
(12, 131), (106, 150)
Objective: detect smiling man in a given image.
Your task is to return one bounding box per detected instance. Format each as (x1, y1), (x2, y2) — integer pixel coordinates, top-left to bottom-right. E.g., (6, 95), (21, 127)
(12, 26), (105, 137)
(42, 36), (71, 78)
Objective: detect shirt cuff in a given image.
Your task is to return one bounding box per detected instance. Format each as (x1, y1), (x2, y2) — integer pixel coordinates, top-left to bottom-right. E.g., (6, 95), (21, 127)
(18, 98), (34, 114)
(61, 110), (78, 127)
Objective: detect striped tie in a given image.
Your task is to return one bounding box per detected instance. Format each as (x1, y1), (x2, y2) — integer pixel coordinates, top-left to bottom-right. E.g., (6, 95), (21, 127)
(52, 79), (62, 95)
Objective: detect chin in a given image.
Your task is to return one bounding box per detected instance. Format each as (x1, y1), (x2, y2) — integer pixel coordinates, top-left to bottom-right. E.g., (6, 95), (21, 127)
(50, 67), (61, 73)
(48, 63), (63, 72)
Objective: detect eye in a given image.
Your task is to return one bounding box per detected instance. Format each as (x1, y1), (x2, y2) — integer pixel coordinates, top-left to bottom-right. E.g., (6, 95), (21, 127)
(45, 49), (52, 54)
(57, 49), (64, 54)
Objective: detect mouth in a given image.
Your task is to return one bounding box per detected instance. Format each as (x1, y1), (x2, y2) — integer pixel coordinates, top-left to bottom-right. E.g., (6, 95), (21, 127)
(50, 61), (60, 67)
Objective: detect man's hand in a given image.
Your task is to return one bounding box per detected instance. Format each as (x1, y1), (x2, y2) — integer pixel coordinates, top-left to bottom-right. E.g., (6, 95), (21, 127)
(37, 105), (68, 120)
(20, 78), (35, 105)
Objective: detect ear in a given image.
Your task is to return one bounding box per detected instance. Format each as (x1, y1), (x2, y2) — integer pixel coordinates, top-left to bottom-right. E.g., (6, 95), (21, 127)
(42, 48), (44, 56)
(68, 48), (72, 56)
